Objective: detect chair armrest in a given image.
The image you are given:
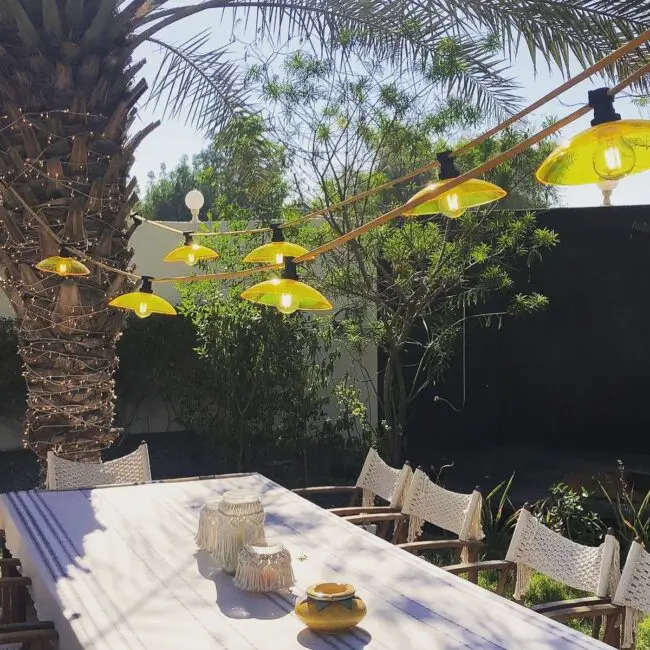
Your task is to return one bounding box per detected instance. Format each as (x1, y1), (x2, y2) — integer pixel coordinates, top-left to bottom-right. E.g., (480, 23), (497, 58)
(329, 506), (400, 516)
(292, 486), (359, 496)
(0, 627), (58, 644)
(0, 559), (20, 569)
(0, 621), (55, 633)
(532, 597), (612, 615)
(398, 539), (483, 554)
(540, 602), (621, 623)
(0, 558), (21, 578)
(444, 559), (515, 575)
(344, 513), (408, 526)
(0, 577), (31, 587)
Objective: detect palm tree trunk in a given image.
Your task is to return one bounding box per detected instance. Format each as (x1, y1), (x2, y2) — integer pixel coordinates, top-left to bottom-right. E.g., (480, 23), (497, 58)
(0, 1), (157, 463)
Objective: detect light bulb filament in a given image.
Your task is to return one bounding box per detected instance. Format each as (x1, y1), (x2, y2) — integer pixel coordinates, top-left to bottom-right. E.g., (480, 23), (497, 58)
(603, 146), (623, 172)
(445, 193), (460, 212)
(280, 293), (293, 310)
(137, 301), (152, 318)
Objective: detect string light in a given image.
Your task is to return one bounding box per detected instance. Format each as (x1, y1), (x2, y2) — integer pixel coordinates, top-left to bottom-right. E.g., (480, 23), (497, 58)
(241, 257), (332, 315)
(243, 223), (311, 265)
(163, 232), (219, 266)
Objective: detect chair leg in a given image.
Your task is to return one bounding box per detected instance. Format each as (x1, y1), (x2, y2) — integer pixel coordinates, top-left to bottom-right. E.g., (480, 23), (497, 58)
(592, 616), (602, 640)
(391, 518), (407, 545)
(496, 568), (510, 596)
(466, 546), (479, 585)
(602, 614), (620, 648)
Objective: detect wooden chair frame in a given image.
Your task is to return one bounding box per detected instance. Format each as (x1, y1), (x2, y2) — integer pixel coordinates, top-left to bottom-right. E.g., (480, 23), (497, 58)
(0, 621), (59, 649)
(437, 511), (623, 647)
(292, 449), (412, 517)
(0, 550), (59, 648)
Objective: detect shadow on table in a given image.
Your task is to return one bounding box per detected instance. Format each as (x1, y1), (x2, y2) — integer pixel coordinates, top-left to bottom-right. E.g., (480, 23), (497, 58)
(196, 550), (294, 621)
(297, 627), (372, 649)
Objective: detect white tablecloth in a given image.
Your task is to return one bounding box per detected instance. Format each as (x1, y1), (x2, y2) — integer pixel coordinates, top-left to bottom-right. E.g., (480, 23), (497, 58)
(0, 473), (610, 649)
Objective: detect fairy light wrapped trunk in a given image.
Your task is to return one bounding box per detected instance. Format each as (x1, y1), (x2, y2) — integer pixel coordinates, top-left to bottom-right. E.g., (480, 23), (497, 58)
(0, 2), (157, 462)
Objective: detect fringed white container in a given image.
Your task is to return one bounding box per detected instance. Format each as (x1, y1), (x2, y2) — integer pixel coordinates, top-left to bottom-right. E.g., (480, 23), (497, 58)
(212, 491), (265, 574)
(196, 501), (221, 553)
(234, 541), (294, 592)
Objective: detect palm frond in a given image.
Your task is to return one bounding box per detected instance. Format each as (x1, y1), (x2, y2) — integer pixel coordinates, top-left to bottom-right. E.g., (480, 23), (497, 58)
(422, 38), (521, 119)
(146, 31), (251, 135)
(136, 0), (650, 133)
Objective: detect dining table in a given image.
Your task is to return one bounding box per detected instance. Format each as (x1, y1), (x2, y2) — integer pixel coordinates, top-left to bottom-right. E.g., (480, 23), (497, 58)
(0, 472), (612, 649)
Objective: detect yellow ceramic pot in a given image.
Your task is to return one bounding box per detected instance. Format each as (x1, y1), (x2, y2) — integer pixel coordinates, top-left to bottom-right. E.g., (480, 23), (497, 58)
(295, 583), (366, 634)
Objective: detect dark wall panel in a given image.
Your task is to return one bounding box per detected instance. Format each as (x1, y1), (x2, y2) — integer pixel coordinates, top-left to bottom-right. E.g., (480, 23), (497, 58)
(406, 205), (650, 461)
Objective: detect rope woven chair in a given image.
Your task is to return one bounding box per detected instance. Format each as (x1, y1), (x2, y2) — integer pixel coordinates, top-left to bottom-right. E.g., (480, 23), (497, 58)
(45, 442), (152, 490)
(445, 506), (622, 645)
(293, 447), (413, 515)
(0, 558), (58, 649)
(613, 539), (650, 648)
(346, 467), (484, 559)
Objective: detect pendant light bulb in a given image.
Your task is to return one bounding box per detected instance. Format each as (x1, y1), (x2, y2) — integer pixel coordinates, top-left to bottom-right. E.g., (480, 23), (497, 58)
(592, 129), (636, 181)
(441, 192), (467, 219)
(275, 252), (284, 265)
(56, 259), (72, 275)
(277, 292), (298, 314)
(136, 301), (153, 319)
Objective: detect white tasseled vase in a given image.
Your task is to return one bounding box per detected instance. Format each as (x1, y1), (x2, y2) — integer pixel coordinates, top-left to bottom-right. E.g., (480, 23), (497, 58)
(234, 540), (295, 592)
(197, 490), (266, 574)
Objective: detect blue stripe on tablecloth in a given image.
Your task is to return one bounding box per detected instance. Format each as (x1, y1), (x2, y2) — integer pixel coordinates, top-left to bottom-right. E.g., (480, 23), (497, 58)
(25, 490), (139, 650)
(7, 491), (97, 647)
(7, 491), (64, 581)
(151, 485), (368, 650)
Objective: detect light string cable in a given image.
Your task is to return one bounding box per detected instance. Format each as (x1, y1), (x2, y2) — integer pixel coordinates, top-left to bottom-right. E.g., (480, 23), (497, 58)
(133, 27), (650, 240)
(4, 58), (650, 286)
(162, 59), (650, 280)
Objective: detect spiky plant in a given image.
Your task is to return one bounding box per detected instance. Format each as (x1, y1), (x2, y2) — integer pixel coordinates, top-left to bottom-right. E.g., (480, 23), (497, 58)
(0, 0), (648, 464)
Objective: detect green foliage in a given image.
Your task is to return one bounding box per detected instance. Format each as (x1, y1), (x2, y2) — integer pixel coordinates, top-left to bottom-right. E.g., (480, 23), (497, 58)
(248, 51), (561, 461)
(523, 574), (587, 608)
(176, 276), (371, 475)
(481, 474), (518, 560)
(139, 115), (287, 223)
(602, 460), (650, 547)
(532, 482), (605, 547)
(637, 617), (650, 650)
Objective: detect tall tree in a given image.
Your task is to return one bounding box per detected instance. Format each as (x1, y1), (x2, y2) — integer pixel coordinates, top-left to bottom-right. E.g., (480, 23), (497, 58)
(0, 1), (647, 462)
(254, 52), (560, 462)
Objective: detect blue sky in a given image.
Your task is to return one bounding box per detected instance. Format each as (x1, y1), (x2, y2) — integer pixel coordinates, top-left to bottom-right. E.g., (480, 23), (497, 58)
(131, 8), (650, 211)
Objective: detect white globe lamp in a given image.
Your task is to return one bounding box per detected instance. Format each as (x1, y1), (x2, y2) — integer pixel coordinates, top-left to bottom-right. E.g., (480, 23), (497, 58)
(185, 189), (205, 221)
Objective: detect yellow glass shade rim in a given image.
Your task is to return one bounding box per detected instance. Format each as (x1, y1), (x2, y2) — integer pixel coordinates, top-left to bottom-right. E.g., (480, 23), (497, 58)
(403, 178), (507, 217)
(536, 119), (650, 186)
(241, 278), (333, 311)
(108, 291), (177, 315)
(163, 244), (219, 263)
(243, 241), (311, 263)
(35, 256), (90, 277)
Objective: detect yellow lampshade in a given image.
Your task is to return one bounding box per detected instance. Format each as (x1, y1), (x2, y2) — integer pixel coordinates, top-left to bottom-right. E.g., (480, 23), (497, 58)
(35, 255), (90, 277)
(108, 277), (176, 319)
(243, 241), (311, 265)
(402, 178), (507, 219)
(536, 119), (650, 186)
(163, 233), (219, 266)
(241, 277), (332, 314)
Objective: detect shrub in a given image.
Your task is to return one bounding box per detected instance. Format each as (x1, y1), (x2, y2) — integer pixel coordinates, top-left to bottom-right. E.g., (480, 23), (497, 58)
(533, 482), (604, 546)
